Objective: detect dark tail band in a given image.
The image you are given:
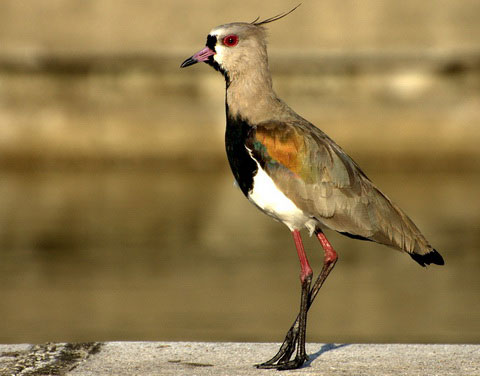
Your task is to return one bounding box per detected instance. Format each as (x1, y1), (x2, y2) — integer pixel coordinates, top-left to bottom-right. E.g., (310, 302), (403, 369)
(409, 248), (445, 267)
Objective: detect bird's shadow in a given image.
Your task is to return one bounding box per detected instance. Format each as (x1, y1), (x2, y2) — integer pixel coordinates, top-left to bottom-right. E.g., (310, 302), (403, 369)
(305, 343), (350, 367)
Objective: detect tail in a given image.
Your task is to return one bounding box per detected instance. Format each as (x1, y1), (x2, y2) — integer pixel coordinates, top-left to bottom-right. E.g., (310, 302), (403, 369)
(409, 248), (444, 267)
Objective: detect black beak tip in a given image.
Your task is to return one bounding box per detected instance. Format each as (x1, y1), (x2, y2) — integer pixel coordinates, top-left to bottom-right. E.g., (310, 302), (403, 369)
(180, 56), (198, 68)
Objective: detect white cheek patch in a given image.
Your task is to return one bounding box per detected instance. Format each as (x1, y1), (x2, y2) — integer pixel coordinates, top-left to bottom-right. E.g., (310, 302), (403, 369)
(209, 27), (229, 67)
(213, 44), (226, 66)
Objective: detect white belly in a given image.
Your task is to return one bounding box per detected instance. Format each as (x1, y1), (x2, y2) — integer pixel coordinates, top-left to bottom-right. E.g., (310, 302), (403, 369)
(248, 165), (317, 234)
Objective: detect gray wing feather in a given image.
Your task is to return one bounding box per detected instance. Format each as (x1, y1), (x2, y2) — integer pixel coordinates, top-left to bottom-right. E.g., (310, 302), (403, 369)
(255, 120), (433, 255)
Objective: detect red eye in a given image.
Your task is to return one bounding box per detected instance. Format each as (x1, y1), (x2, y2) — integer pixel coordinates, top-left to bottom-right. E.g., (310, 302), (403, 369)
(223, 34), (239, 47)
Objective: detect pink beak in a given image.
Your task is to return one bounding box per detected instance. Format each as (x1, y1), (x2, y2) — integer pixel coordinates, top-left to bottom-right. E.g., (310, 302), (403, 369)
(180, 46), (216, 68)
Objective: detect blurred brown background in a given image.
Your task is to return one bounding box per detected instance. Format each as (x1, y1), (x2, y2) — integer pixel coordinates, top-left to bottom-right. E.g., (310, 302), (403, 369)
(0, 1), (479, 345)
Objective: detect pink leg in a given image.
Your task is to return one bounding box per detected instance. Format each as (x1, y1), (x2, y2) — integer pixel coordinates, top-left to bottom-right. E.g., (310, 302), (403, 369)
(316, 230), (338, 266)
(257, 228), (338, 369)
(258, 230), (313, 370)
(308, 229), (338, 308)
(293, 229), (313, 283)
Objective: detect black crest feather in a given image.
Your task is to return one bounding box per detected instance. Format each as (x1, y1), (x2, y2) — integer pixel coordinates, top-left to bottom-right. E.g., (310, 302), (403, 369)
(252, 4), (301, 26)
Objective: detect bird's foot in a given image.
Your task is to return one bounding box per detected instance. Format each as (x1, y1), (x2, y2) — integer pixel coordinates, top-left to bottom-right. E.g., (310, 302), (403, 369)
(255, 327), (298, 369)
(255, 354), (308, 370)
(255, 333), (309, 370)
(276, 354), (309, 370)
(255, 351), (293, 369)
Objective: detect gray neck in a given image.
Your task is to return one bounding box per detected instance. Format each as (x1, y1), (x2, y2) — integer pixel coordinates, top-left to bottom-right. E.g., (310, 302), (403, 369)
(225, 62), (294, 125)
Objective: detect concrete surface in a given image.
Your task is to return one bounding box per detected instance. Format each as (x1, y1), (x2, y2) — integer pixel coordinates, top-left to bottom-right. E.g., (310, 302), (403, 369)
(0, 342), (478, 375)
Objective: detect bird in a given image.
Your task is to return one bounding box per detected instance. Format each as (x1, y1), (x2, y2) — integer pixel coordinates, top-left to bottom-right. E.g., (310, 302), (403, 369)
(180, 6), (444, 371)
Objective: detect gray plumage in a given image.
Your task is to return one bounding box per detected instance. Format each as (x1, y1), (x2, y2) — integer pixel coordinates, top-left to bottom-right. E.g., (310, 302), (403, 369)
(203, 21), (441, 264)
(180, 10), (443, 370)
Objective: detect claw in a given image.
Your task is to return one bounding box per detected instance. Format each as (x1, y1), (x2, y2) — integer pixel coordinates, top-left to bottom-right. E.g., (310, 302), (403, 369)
(256, 355), (308, 370)
(255, 362), (281, 369)
(276, 355), (308, 370)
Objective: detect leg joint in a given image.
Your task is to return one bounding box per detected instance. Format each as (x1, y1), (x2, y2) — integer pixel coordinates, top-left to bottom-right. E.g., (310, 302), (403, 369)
(324, 248), (338, 264)
(300, 268), (313, 284)
(315, 230), (338, 264)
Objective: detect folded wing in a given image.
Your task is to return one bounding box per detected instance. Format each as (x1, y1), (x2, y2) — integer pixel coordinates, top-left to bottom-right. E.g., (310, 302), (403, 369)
(247, 120), (437, 259)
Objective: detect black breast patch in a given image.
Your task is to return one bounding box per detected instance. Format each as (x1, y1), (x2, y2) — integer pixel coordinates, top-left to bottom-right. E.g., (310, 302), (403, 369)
(225, 109), (258, 197)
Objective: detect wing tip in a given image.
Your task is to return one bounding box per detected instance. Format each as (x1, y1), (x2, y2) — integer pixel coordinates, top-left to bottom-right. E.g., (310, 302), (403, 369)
(410, 248), (445, 267)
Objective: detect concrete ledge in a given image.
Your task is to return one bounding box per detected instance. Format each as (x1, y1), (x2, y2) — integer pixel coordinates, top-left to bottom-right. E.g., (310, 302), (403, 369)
(1, 342), (478, 375)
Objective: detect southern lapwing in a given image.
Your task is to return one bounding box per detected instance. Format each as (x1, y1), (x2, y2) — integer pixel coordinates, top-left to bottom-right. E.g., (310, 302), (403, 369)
(180, 7), (444, 370)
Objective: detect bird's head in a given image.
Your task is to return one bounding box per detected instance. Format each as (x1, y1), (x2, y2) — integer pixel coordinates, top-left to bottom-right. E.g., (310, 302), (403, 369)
(180, 6), (300, 83)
